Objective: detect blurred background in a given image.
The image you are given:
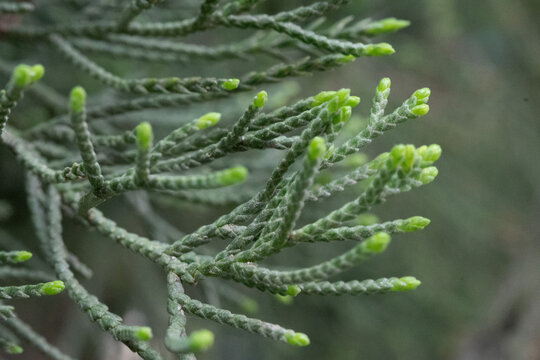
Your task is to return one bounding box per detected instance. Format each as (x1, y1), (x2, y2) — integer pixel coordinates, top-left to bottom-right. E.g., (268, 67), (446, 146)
(0, 0), (539, 359)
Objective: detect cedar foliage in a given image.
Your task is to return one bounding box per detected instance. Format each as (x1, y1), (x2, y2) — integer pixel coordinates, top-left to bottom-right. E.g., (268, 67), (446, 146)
(0, 1), (439, 358)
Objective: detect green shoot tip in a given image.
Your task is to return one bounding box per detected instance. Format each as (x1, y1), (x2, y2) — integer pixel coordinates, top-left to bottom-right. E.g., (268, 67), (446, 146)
(391, 276), (421, 291)
(333, 106), (351, 124)
(133, 327), (153, 341)
(390, 145), (405, 163)
(13, 66), (30, 87)
(285, 332), (310, 347)
(30, 65), (45, 82)
(308, 137), (326, 160)
(377, 77), (391, 93)
(221, 78), (240, 90)
(390, 144), (416, 170)
(41, 280), (65, 295)
(402, 144), (416, 172)
(135, 122), (153, 150)
(338, 54), (356, 63)
(399, 216), (431, 232)
(327, 96), (340, 113)
(253, 91), (268, 108)
(312, 91), (337, 107)
(15, 251), (32, 262)
(345, 96), (361, 108)
(12, 64), (44, 87)
(362, 232), (390, 253)
(220, 166), (248, 185)
(365, 43), (395, 56)
(335, 88), (351, 109)
(189, 329), (214, 352)
(419, 166), (438, 184)
(417, 144), (441, 163)
(411, 104), (430, 116)
(196, 112), (221, 129)
(413, 88), (431, 105)
(69, 86), (86, 113)
(340, 106), (352, 123)
(336, 88), (351, 104)
(285, 285), (301, 297)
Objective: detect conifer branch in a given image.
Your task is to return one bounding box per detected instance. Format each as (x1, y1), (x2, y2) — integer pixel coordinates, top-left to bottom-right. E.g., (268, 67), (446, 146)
(0, 1), (440, 356)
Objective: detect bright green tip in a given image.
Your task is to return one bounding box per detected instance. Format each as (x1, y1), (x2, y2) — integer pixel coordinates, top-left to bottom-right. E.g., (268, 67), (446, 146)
(6, 344), (23, 354)
(390, 144), (406, 164)
(340, 106), (352, 124)
(69, 86), (86, 113)
(30, 65), (45, 82)
(336, 88), (351, 106)
(413, 87), (431, 104)
(417, 144), (442, 163)
(221, 78), (240, 90)
(285, 332), (310, 347)
(391, 276), (421, 291)
(312, 91), (337, 107)
(332, 105), (350, 124)
(335, 107), (350, 124)
(133, 326), (153, 341)
(362, 232), (391, 253)
(345, 96), (360, 108)
(286, 285), (301, 297)
(365, 43), (395, 56)
(307, 137), (326, 160)
(419, 166), (438, 184)
(220, 166), (248, 185)
(377, 77), (391, 93)
(253, 90), (268, 108)
(12, 64), (43, 87)
(13, 65), (31, 87)
(381, 17), (411, 30)
(327, 96), (340, 113)
(15, 251), (32, 262)
(135, 122), (153, 150)
(366, 17), (411, 35)
(337, 54), (356, 63)
(196, 112), (221, 129)
(411, 104), (430, 116)
(356, 213), (379, 226)
(398, 216), (431, 232)
(189, 329), (214, 352)
(41, 280), (65, 295)
(401, 276), (421, 289)
(402, 144), (416, 172)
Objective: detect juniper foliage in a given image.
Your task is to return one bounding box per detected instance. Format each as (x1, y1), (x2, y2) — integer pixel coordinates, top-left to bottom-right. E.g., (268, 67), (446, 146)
(0, 1), (439, 358)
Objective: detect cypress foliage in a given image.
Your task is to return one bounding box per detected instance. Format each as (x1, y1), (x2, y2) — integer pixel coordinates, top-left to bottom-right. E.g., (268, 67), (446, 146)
(0, 1), (439, 358)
